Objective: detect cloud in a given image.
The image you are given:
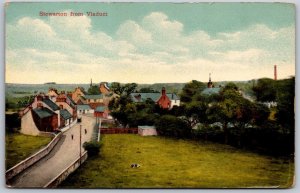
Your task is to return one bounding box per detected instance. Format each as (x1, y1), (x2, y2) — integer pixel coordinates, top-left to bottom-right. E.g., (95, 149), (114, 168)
(6, 11), (295, 84)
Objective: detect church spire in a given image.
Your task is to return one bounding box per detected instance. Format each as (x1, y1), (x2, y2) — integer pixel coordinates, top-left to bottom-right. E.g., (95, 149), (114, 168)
(90, 78), (93, 87)
(207, 73), (213, 88)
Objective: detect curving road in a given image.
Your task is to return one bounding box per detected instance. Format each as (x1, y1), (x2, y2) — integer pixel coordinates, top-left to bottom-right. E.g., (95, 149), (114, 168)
(9, 115), (96, 188)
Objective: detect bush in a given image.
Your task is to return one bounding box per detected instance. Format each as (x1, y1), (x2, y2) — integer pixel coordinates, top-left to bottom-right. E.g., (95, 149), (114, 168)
(155, 115), (191, 138)
(83, 141), (102, 157)
(5, 113), (21, 133)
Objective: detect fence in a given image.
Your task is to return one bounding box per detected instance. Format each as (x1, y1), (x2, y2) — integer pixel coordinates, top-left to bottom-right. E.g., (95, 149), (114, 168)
(44, 151), (88, 188)
(100, 128), (138, 134)
(6, 132), (62, 182)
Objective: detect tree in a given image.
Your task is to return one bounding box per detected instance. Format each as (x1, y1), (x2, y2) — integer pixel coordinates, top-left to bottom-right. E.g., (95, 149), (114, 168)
(207, 83), (255, 144)
(123, 83), (138, 96)
(110, 82), (125, 95)
(155, 115), (191, 138)
(275, 77), (295, 134)
(83, 141), (102, 156)
(180, 80), (206, 103)
(252, 78), (276, 102)
(110, 82), (137, 96)
(88, 85), (100, 95)
(139, 87), (159, 93)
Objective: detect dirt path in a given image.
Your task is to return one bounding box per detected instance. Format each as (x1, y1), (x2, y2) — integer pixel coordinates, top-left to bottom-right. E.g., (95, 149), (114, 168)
(9, 115), (96, 188)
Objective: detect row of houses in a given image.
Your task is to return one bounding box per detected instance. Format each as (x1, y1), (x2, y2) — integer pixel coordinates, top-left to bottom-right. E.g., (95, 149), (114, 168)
(19, 82), (181, 136)
(19, 83), (112, 135)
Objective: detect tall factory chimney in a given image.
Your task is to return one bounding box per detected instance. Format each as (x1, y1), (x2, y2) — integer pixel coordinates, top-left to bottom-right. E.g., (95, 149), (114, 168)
(274, 65), (277, 80)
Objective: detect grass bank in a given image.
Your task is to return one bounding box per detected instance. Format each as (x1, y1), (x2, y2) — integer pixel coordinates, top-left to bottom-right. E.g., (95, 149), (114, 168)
(60, 134), (294, 188)
(5, 133), (52, 170)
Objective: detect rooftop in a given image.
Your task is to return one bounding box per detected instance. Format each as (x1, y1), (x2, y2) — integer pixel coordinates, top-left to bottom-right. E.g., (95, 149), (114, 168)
(77, 104), (92, 111)
(42, 98), (60, 111)
(60, 109), (72, 120)
(82, 94), (103, 100)
(201, 88), (221, 95)
(95, 106), (105, 112)
(130, 93), (179, 102)
(33, 108), (55, 119)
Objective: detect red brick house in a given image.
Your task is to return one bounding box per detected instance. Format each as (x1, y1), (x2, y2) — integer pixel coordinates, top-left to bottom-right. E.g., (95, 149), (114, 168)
(157, 87), (171, 109)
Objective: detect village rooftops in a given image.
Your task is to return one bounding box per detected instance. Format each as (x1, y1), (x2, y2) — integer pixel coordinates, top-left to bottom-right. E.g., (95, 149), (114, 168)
(130, 93), (179, 103)
(201, 87), (221, 95)
(77, 104), (92, 111)
(60, 109), (72, 120)
(95, 106), (105, 112)
(33, 108), (56, 119)
(66, 95), (76, 105)
(42, 98), (60, 111)
(82, 94), (103, 99)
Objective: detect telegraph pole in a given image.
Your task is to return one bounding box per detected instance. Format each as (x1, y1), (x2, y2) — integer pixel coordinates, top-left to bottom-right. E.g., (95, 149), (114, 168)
(80, 124), (82, 165)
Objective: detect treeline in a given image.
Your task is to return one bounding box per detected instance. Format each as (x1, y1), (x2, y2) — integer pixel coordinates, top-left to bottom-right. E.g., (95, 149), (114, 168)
(109, 77), (294, 156)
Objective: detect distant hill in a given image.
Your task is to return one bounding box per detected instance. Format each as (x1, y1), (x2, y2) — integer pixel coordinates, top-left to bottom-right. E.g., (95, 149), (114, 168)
(44, 82), (56, 85)
(6, 80), (255, 99)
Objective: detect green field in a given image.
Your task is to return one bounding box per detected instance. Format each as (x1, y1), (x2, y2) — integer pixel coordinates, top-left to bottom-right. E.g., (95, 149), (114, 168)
(5, 133), (52, 170)
(60, 134), (294, 188)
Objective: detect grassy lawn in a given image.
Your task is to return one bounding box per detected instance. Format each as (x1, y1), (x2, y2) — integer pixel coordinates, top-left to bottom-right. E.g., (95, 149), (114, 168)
(60, 134), (294, 188)
(5, 133), (52, 170)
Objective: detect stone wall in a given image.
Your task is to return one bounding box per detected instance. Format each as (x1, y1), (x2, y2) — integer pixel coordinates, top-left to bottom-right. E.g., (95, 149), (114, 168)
(44, 151), (88, 188)
(6, 132), (62, 182)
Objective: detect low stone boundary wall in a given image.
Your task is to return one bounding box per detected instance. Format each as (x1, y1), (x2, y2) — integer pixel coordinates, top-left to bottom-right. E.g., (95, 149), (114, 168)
(44, 151), (88, 188)
(100, 128), (138, 134)
(6, 132), (63, 182)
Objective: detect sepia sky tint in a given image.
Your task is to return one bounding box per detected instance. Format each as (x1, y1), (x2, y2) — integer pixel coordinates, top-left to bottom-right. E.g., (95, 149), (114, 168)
(5, 2), (295, 84)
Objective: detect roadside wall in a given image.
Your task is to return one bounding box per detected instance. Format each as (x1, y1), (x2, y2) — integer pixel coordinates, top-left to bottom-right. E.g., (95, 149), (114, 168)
(6, 132), (62, 182)
(44, 151), (88, 188)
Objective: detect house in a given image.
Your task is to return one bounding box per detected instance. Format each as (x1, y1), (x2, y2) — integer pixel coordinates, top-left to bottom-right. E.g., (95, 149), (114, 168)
(130, 87), (180, 109)
(31, 107), (58, 133)
(59, 109), (73, 127)
(72, 87), (86, 104)
(138, 126), (157, 136)
(82, 94), (104, 104)
(48, 88), (58, 102)
(94, 106), (106, 118)
(77, 104), (94, 116)
(55, 92), (77, 121)
(201, 87), (221, 95)
(201, 74), (221, 95)
(20, 94), (61, 135)
(99, 82), (110, 94)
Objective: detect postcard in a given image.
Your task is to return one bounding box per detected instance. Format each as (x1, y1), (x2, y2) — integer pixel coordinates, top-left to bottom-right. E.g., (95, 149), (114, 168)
(5, 2), (295, 188)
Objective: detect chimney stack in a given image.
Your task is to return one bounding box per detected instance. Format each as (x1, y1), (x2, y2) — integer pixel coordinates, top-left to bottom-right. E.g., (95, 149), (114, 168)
(161, 87), (166, 96)
(274, 65), (277, 80)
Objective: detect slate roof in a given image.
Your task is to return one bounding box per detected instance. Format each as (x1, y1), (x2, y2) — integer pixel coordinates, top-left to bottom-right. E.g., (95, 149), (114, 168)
(201, 88), (221, 95)
(33, 108), (55, 119)
(82, 95), (103, 100)
(95, 106), (105, 112)
(60, 109), (72, 120)
(66, 95), (76, 106)
(130, 93), (179, 102)
(42, 98), (60, 111)
(77, 104), (92, 111)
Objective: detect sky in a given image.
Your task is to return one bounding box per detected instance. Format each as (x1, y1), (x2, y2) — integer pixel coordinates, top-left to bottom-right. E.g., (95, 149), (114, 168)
(5, 2), (295, 84)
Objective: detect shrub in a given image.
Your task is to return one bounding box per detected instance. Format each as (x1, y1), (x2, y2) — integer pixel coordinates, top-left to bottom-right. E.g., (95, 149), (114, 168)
(83, 141), (102, 157)
(155, 115), (191, 138)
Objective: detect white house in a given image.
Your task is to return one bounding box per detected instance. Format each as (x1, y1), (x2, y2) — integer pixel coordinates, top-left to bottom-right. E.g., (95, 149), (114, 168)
(77, 104), (94, 117)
